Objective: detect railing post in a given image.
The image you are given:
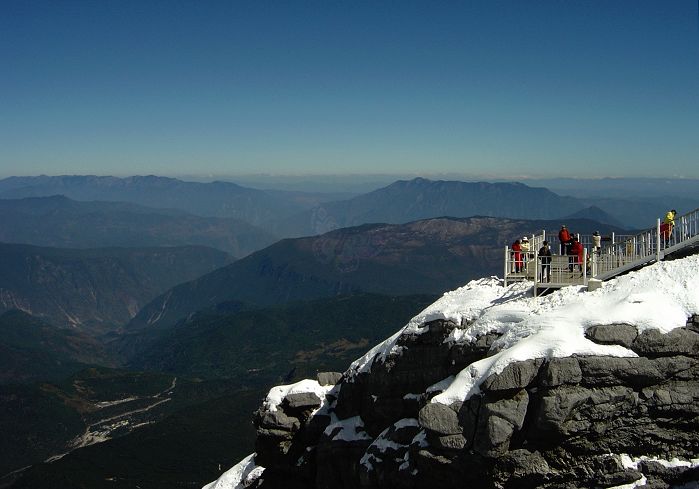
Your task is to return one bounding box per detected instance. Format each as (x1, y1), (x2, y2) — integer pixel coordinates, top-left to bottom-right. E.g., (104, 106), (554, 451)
(656, 218), (661, 261)
(591, 247), (597, 277)
(533, 248), (538, 297)
(504, 246), (509, 286)
(583, 248), (587, 286)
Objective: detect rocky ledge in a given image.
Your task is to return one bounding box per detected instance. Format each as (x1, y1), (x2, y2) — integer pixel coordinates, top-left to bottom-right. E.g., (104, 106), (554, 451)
(240, 313), (699, 489)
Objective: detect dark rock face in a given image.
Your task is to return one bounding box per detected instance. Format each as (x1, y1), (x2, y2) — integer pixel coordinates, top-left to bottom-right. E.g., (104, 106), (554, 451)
(247, 319), (699, 488)
(585, 323), (638, 348)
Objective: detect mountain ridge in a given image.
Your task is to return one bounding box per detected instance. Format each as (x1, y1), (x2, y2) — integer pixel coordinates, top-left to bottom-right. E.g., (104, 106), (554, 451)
(0, 241), (234, 332)
(0, 195), (276, 256)
(127, 215), (626, 332)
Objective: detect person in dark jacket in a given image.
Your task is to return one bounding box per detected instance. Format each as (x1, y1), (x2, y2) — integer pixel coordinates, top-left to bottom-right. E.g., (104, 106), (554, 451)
(538, 240), (552, 282)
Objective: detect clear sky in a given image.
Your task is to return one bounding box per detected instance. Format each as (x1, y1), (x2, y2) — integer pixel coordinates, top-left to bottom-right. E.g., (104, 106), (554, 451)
(1, 1), (698, 179)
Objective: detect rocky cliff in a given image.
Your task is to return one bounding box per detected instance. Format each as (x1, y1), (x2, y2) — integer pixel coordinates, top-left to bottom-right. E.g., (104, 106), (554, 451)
(206, 256), (699, 489)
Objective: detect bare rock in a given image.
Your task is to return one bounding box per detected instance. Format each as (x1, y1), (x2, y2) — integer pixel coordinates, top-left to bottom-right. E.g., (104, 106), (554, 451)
(283, 392), (322, 411)
(586, 323), (638, 348)
(541, 357), (582, 387)
(474, 389), (529, 457)
(317, 371), (342, 386)
(577, 356), (663, 388)
(632, 328), (699, 358)
(481, 359), (543, 392)
(419, 402), (462, 436)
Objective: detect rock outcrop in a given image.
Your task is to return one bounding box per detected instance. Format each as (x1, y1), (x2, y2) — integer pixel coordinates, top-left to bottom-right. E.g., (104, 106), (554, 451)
(243, 316), (699, 489)
(208, 260), (699, 489)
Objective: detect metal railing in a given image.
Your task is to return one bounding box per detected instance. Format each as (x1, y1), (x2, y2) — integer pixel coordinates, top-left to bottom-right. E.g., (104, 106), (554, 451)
(592, 208), (699, 280)
(504, 246), (587, 289)
(503, 207), (699, 291)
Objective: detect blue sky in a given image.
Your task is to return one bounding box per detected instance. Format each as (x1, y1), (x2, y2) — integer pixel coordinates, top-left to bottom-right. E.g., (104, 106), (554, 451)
(1, 1), (698, 179)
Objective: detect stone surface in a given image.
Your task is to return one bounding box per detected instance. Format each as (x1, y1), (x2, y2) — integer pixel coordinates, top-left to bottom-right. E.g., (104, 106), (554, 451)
(283, 392), (322, 410)
(585, 323), (638, 348)
(577, 356), (663, 388)
(258, 409), (301, 432)
(474, 389), (529, 457)
(246, 317), (699, 489)
(418, 403), (461, 436)
(481, 359), (543, 391)
(541, 357), (582, 387)
(317, 371), (343, 386)
(432, 434), (467, 451)
(633, 328), (699, 358)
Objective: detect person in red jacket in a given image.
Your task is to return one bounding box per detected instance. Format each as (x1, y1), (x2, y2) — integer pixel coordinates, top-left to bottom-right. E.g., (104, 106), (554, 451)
(511, 239), (523, 273)
(558, 225), (571, 255)
(570, 236), (584, 272)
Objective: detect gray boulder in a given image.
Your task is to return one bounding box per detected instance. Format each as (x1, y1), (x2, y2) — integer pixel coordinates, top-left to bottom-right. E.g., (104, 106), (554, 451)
(481, 359), (543, 391)
(585, 323), (638, 348)
(632, 328), (699, 357)
(541, 357), (582, 387)
(317, 371), (343, 386)
(418, 402), (461, 436)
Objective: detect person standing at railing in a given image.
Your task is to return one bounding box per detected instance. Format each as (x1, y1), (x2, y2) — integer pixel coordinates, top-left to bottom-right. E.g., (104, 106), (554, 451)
(661, 209), (677, 246)
(558, 225), (571, 255)
(592, 231), (601, 255)
(512, 239), (523, 273)
(570, 236), (584, 272)
(521, 236), (530, 269)
(538, 240), (552, 282)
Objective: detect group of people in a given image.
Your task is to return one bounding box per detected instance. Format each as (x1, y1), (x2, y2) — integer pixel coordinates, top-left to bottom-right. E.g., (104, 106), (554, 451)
(511, 237), (557, 283)
(510, 208), (681, 284)
(510, 236), (530, 273)
(510, 225), (599, 283)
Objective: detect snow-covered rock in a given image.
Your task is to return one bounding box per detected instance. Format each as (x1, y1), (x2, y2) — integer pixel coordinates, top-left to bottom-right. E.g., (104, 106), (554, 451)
(206, 255), (699, 489)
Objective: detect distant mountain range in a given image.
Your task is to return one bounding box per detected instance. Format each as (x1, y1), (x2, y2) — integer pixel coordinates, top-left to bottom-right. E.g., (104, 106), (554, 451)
(271, 178), (587, 236)
(0, 175), (346, 233)
(0, 242), (233, 332)
(127, 216), (627, 332)
(0, 175), (636, 236)
(0, 195), (276, 256)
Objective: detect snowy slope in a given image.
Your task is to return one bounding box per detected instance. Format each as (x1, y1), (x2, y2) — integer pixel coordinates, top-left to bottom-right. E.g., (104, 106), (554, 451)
(349, 255), (699, 406)
(203, 255), (699, 488)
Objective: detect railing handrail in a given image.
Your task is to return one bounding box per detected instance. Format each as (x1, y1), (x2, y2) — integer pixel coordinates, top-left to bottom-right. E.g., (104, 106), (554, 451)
(504, 207), (699, 290)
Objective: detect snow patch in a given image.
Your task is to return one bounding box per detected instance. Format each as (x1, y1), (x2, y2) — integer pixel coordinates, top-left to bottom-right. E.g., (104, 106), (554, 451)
(263, 379), (334, 413)
(426, 257), (699, 405)
(324, 415), (372, 442)
(202, 453), (265, 489)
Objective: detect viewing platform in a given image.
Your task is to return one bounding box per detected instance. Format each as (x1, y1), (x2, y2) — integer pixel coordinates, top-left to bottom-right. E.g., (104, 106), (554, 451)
(504, 207), (699, 296)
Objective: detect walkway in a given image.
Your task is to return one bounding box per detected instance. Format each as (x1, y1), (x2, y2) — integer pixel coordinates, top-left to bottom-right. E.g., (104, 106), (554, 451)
(504, 207), (699, 295)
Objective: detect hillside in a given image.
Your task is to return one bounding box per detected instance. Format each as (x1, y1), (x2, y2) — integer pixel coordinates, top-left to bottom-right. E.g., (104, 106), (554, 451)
(124, 294), (438, 380)
(208, 254), (699, 489)
(0, 311), (108, 384)
(0, 195), (276, 256)
(9, 294), (436, 489)
(0, 242), (233, 332)
(128, 216), (626, 332)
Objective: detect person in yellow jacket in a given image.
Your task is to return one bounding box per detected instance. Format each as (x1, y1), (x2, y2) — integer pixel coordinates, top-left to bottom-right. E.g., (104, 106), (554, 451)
(661, 209), (677, 246)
